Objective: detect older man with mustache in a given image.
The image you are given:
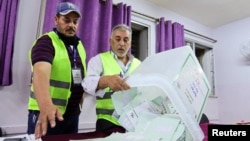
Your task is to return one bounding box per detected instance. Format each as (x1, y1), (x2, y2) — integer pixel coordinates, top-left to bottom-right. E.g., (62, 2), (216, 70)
(82, 24), (141, 134)
(27, 2), (87, 139)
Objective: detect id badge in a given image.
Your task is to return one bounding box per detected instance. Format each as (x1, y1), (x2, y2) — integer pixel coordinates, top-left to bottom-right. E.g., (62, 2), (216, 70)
(72, 68), (82, 84)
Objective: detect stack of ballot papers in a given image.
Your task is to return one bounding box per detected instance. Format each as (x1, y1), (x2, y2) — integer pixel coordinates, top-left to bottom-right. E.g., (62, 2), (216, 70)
(111, 86), (189, 141)
(72, 114), (186, 141)
(76, 46), (211, 141)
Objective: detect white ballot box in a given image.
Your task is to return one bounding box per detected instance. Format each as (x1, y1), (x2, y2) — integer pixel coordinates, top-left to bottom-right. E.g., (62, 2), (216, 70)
(112, 45), (211, 141)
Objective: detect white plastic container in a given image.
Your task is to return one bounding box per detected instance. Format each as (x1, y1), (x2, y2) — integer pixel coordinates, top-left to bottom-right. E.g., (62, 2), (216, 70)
(124, 46), (211, 141)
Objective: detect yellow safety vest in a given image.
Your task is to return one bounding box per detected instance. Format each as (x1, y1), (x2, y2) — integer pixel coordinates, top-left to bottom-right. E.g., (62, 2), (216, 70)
(96, 51), (141, 125)
(28, 31), (86, 114)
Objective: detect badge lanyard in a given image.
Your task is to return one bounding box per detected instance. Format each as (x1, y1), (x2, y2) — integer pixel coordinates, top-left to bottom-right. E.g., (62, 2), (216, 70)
(69, 45), (82, 84)
(73, 47), (77, 68)
(120, 62), (131, 78)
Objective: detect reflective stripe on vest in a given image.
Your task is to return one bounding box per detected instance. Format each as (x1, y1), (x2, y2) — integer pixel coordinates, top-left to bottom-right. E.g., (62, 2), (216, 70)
(30, 92), (67, 106)
(50, 79), (70, 88)
(29, 79), (70, 106)
(96, 52), (141, 125)
(28, 31), (86, 114)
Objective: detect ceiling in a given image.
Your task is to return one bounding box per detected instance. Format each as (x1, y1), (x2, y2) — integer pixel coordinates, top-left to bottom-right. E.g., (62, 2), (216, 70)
(144, 0), (250, 28)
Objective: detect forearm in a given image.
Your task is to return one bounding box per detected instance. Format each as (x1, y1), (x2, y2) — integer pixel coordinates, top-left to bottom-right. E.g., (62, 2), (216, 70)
(98, 74), (129, 92)
(33, 74), (53, 110)
(82, 76), (105, 97)
(33, 62), (54, 110)
(97, 76), (109, 90)
(82, 55), (107, 97)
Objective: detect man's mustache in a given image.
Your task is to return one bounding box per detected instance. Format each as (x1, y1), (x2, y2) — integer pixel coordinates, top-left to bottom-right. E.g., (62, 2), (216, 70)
(118, 46), (125, 50)
(67, 28), (75, 32)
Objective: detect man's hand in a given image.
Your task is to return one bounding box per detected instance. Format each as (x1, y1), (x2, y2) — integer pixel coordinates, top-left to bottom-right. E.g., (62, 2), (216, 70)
(35, 104), (64, 139)
(98, 75), (130, 91)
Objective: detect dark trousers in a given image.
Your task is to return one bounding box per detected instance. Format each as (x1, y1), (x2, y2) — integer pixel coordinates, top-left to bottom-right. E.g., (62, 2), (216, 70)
(27, 110), (79, 135)
(96, 119), (126, 134)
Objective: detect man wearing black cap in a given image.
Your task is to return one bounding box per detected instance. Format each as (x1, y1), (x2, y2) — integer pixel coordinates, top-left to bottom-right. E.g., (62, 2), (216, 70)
(27, 2), (86, 139)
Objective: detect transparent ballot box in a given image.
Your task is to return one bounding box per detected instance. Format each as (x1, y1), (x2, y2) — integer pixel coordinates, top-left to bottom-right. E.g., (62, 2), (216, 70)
(112, 46), (211, 141)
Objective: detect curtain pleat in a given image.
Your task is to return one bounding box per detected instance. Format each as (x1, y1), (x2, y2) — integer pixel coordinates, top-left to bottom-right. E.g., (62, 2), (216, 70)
(156, 17), (185, 53)
(0, 0), (19, 86)
(173, 22), (185, 48)
(165, 20), (173, 50)
(42, 0), (131, 62)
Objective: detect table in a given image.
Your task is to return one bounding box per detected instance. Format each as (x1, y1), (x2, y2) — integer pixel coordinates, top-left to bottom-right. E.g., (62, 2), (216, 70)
(42, 124), (209, 141)
(41, 127), (126, 141)
(42, 131), (107, 141)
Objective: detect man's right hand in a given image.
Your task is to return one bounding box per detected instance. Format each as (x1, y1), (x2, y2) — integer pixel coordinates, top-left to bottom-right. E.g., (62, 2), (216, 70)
(34, 104), (64, 139)
(99, 75), (130, 91)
